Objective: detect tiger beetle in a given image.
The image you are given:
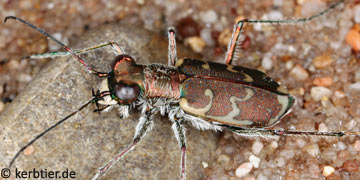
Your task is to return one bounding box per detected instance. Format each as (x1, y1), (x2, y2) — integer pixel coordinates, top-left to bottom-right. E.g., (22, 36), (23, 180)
(4, 0), (359, 179)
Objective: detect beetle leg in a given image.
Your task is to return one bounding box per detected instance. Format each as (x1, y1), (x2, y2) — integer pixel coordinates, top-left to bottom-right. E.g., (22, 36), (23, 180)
(168, 27), (178, 67)
(224, 20), (246, 65)
(171, 118), (187, 180)
(92, 110), (154, 180)
(26, 41), (126, 59)
(229, 127), (360, 137)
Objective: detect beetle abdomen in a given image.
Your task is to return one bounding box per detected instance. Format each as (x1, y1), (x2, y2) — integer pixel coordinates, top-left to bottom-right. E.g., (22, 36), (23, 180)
(179, 77), (294, 128)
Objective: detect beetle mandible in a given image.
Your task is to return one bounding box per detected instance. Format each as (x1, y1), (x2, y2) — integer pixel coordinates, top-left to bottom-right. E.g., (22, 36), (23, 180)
(4, 0), (359, 179)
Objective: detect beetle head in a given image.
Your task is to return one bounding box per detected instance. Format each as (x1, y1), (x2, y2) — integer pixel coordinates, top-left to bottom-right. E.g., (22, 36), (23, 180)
(98, 54), (144, 105)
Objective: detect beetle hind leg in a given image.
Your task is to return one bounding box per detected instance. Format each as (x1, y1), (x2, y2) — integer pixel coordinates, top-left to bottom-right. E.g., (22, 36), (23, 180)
(224, 20), (246, 65)
(171, 118), (187, 180)
(168, 27), (178, 67)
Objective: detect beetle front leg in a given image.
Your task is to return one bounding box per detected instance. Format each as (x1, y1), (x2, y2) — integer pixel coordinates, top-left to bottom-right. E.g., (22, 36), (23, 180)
(27, 41), (126, 59)
(171, 118), (187, 180)
(168, 27), (178, 66)
(92, 110), (154, 180)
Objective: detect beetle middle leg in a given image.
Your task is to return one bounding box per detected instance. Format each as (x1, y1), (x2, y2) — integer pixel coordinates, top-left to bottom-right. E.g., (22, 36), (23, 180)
(171, 118), (187, 180)
(92, 108), (155, 180)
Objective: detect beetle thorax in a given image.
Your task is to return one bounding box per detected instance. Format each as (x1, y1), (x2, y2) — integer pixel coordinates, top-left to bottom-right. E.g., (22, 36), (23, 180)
(143, 64), (181, 99)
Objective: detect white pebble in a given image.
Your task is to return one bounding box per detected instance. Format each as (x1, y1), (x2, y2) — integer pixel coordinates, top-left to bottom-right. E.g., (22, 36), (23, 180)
(270, 141), (278, 150)
(349, 82), (360, 91)
(136, 0), (145, 5)
(353, 140), (360, 152)
(252, 141), (264, 155)
(253, 23), (263, 31)
(200, 28), (215, 46)
(249, 155), (261, 168)
(322, 166), (335, 177)
(261, 53), (273, 70)
(345, 119), (357, 130)
(202, 161), (208, 168)
(235, 162), (253, 177)
(318, 123), (328, 132)
(285, 61), (293, 70)
(268, 11), (283, 20)
(200, 10), (218, 24)
(289, 64), (309, 81)
(305, 143), (320, 157)
(310, 86), (333, 101)
(354, 5), (360, 23)
(337, 141), (346, 151)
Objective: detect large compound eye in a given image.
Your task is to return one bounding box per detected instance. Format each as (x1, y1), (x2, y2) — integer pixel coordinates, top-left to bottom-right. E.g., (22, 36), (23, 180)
(114, 83), (140, 102)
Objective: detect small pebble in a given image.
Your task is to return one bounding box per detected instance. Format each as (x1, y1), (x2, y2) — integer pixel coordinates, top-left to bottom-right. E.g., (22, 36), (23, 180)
(252, 141), (264, 155)
(7, 59), (20, 70)
(217, 154), (230, 165)
(270, 141), (278, 150)
(310, 86), (333, 101)
(200, 28), (215, 46)
(349, 82), (360, 91)
(355, 6), (360, 23)
(202, 161), (209, 168)
(353, 140), (360, 152)
(323, 166), (335, 177)
(342, 159), (360, 172)
(185, 36), (206, 53)
(136, 0), (145, 5)
(313, 77), (333, 87)
(312, 54), (333, 68)
(337, 141), (346, 151)
(289, 64), (309, 81)
(200, 10), (218, 24)
(249, 155), (260, 168)
(261, 53), (273, 70)
(235, 162), (253, 178)
(305, 143), (320, 157)
(285, 61), (294, 70)
(268, 11), (283, 20)
(346, 27), (360, 51)
(318, 123), (328, 132)
(218, 28), (232, 47)
(24, 145), (34, 155)
(345, 119), (357, 130)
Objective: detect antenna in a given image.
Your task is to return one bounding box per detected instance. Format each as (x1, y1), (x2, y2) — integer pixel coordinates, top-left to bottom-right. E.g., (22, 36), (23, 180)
(4, 16), (108, 77)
